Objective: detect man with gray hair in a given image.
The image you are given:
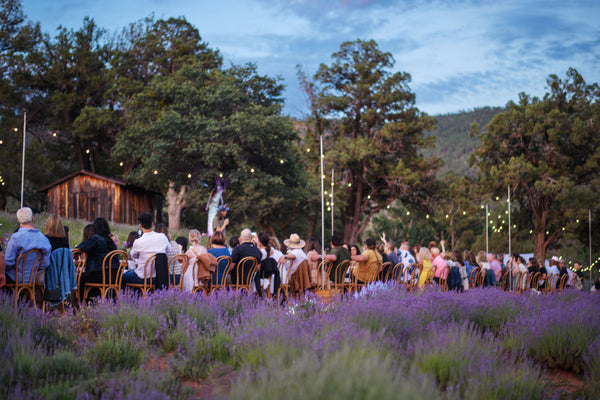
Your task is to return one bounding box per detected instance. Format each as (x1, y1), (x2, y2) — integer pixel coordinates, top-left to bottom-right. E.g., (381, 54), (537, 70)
(3, 207), (52, 290)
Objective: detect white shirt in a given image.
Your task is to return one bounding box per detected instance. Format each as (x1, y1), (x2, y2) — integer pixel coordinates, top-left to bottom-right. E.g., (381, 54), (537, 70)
(288, 248), (308, 276)
(131, 231), (170, 279)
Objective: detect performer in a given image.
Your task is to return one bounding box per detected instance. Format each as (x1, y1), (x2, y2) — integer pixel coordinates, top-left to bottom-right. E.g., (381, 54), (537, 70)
(213, 205), (230, 236)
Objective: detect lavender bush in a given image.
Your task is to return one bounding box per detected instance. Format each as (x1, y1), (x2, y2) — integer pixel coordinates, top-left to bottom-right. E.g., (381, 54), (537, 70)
(2, 283), (598, 399)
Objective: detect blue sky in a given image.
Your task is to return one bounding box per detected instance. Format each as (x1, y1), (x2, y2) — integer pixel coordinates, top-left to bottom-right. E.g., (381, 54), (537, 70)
(23, 0), (600, 117)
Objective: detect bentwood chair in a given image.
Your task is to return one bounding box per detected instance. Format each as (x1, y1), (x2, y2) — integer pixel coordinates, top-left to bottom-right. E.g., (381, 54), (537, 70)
(229, 257), (258, 294)
(406, 264), (420, 292)
(469, 267), (480, 288)
(378, 262), (392, 282)
(528, 272), (541, 290)
(350, 261), (381, 293)
(83, 250), (128, 301)
(72, 249), (87, 300)
(210, 256), (233, 294)
(558, 274), (569, 293)
(330, 259), (350, 295)
(438, 266), (449, 291)
(396, 264), (409, 286)
(277, 260), (294, 303)
(387, 263), (402, 284)
(4, 249), (45, 310)
(124, 253), (156, 298)
(167, 254), (189, 290)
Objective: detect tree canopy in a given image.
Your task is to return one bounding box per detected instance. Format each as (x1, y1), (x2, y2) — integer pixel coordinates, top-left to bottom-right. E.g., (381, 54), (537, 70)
(300, 39), (440, 243)
(470, 68), (600, 260)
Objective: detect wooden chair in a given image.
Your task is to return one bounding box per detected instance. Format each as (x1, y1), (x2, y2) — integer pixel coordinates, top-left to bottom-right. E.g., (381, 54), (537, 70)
(71, 249), (87, 307)
(124, 253), (156, 298)
(330, 259), (350, 294)
(4, 249), (45, 310)
(378, 262), (392, 282)
(475, 268), (486, 287)
(387, 263), (402, 284)
(83, 250), (128, 301)
(396, 264), (409, 286)
(438, 266), (449, 291)
(229, 257), (258, 293)
(406, 264), (420, 292)
(350, 261), (380, 293)
(167, 254), (189, 290)
(469, 267), (480, 287)
(558, 274), (569, 293)
(313, 260), (332, 290)
(528, 271), (541, 290)
(499, 271), (509, 291)
(276, 260), (294, 303)
(544, 274), (559, 293)
(210, 256), (233, 293)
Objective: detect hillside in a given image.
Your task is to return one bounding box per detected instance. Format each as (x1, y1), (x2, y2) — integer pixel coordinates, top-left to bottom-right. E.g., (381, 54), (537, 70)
(425, 106), (504, 176)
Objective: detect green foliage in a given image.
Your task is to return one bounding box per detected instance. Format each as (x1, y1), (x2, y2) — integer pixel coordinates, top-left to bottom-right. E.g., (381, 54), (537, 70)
(300, 39), (440, 243)
(229, 345), (444, 400)
(87, 336), (144, 372)
(424, 107), (504, 177)
(470, 68), (600, 260)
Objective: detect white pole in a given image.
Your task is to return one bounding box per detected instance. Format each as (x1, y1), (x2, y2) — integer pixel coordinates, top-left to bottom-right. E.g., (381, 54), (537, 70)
(20, 112), (26, 208)
(508, 185), (512, 291)
(590, 209), (592, 289)
(320, 136), (325, 290)
(485, 204), (489, 255)
(331, 169), (334, 236)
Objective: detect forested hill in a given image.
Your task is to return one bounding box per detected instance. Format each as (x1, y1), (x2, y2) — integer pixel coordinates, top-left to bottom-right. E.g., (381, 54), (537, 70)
(425, 106), (504, 176)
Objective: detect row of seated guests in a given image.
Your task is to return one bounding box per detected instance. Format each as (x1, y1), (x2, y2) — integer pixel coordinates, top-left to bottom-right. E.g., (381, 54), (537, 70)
(0, 208), (76, 307)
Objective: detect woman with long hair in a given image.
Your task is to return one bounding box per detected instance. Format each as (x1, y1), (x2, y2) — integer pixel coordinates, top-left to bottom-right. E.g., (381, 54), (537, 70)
(417, 247), (432, 289)
(76, 217), (118, 301)
(304, 237), (323, 287)
(44, 214), (70, 251)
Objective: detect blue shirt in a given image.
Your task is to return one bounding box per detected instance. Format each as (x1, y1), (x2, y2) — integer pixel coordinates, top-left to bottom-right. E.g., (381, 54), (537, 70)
(208, 247), (231, 285)
(5, 227), (52, 283)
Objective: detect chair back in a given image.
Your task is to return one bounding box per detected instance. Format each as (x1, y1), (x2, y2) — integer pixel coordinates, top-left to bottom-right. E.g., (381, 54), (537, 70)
(103, 250), (129, 288)
(233, 257), (258, 291)
(469, 266), (480, 287)
(380, 262), (392, 282)
(72, 249), (87, 274)
(530, 271), (541, 289)
(213, 255), (233, 288)
(14, 249), (44, 285)
(558, 274), (569, 293)
(168, 254), (189, 289)
(332, 259), (350, 287)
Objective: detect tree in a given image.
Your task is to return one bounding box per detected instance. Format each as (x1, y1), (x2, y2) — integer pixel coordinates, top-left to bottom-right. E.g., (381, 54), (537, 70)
(470, 68), (600, 261)
(300, 39), (440, 244)
(113, 61), (306, 234)
(0, 0), (49, 209)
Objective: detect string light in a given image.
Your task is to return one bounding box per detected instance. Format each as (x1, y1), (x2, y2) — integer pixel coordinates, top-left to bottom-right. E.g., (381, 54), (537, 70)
(250, 168), (254, 173)
(348, 183), (352, 187)
(406, 211), (410, 216)
(187, 173), (192, 178)
(280, 159), (284, 164)
(153, 170), (158, 175)
(52, 132), (57, 137)
(119, 162), (123, 166)
(306, 148), (310, 153)
(219, 173), (223, 178)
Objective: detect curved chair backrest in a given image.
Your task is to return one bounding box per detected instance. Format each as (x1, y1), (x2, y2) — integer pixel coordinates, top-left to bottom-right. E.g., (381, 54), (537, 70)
(332, 259), (350, 286)
(558, 274), (569, 292)
(234, 257), (258, 290)
(102, 250), (129, 287)
(469, 267), (480, 286)
(72, 249), (87, 273)
(15, 248), (44, 285)
(168, 254), (189, 289)
(214, 255), (233, 287)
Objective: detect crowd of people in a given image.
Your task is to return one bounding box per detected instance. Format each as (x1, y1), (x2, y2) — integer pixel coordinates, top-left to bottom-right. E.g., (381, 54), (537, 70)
(0, 207), (597, 307)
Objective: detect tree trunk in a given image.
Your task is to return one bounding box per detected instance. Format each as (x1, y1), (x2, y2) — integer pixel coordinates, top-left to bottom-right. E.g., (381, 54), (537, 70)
(534, 230), (547, 262)
(167, 183), (186, 232)
(343, 222), (361, 245)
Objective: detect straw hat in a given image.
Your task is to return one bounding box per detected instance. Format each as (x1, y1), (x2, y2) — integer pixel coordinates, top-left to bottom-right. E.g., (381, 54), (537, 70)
(284, 233), (305, 249)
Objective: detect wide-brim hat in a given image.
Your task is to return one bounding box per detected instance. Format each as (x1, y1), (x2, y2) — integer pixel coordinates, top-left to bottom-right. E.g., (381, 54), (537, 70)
(284, 233), (305, 249)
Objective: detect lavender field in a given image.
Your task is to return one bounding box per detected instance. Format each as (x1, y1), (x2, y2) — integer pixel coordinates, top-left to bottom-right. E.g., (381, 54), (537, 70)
(2, 286), (599, 399)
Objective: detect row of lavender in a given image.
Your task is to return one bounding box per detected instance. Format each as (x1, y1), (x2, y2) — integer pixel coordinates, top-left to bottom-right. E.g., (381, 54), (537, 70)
(2, 285), (599, 399)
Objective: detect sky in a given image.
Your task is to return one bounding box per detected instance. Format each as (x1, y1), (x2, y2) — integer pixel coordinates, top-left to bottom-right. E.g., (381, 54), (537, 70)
(22, 0), (600, 118)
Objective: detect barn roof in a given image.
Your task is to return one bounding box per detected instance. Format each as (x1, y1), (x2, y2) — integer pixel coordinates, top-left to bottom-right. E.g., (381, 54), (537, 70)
(39, 170), (157, 194)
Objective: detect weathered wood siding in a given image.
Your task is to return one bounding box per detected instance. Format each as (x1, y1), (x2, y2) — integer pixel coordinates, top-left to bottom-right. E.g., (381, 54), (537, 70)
(45, 174), (158, 225)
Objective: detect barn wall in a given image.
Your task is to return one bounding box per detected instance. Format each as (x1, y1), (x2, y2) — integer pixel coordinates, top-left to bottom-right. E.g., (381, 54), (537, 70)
(45, 174), (157, 225)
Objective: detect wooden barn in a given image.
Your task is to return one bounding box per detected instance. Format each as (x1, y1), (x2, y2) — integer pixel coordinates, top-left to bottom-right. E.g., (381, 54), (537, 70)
(40, 170), (162, 225)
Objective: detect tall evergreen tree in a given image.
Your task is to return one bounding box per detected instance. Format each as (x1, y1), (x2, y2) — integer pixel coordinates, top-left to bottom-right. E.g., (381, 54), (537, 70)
(300, 39), (440, 244)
